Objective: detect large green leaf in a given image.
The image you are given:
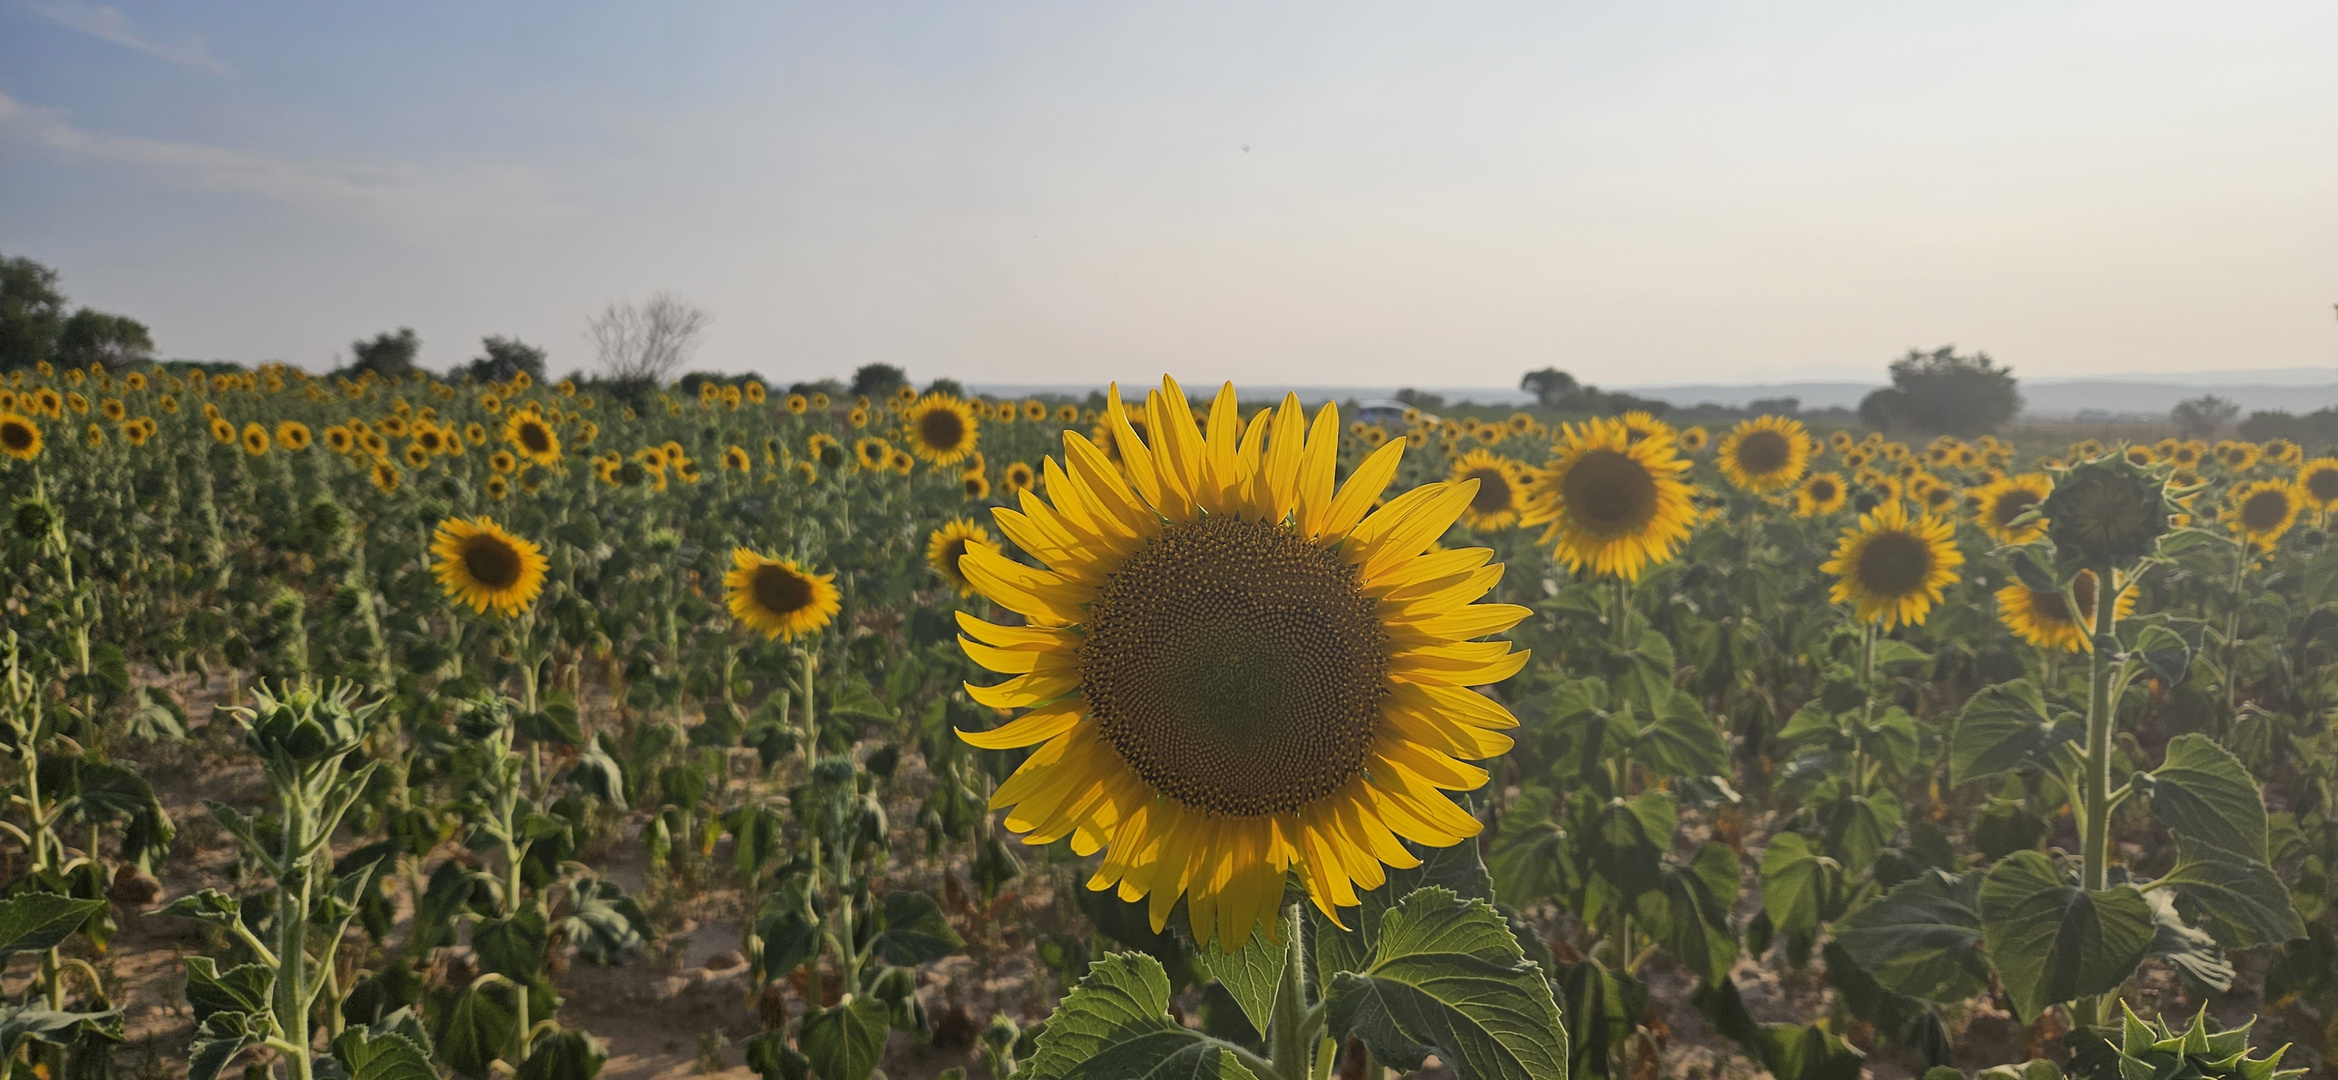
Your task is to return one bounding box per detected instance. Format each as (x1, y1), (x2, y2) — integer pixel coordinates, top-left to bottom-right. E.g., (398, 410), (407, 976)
(2124, 623), (2192, 688)
(1643, 842), (1739, 986)
(0, 893), (105, 960)
(800, 998), (890, 1080)
(1488, 787), (1568, 905)
(2154, 840), (2306, 947)
(427, 983), (518, 1080)
(873, 891), (964, 966)
(1195, 925), (1286, 1039)
(517, 1029), (608, 1080)
(1634, 692), (1729, 782)
(1832, 871), (1990, 1004)
(2142, 734), (2267, 864)
(332, 1027), (440, 1080)
(183, 958), (273, 1025)
(2141, 890), (2232, 992)
(1758, 1022), (1866, 1080)
(1315, 833), (1495, 986)
(1324, 887), (1568, 1080)
(472, 909), (548, 979)
(0, 1004), (125, 1059)
(1978, 852), (2155, 1020)
(186, 1012), (259, 1080)
(1759, 834), (1845, 937)
(1560, 961), (1646, 1080)
(1949, 681), (2063, 787)
(1020, 953), (1257, 1080)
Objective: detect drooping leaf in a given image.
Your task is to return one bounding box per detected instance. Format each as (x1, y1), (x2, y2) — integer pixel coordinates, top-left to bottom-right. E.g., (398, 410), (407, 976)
(799, 998), (891, 1080)
(1978, 851), (2155, 1021)
(1759, 834), (1845, 938)
(872, 891), (964, 966)
(2124, 623), (2192, 688)
(1634, 692), (1729, 782)
(2153, 839), (2306, 948)
(427, 983), (518, 1080)
(1832, 871), (1990, 1004)
(1324, 887), (1568, 1080)
(2141, 734), (2268, 864)
(1643, 842), (1740, 986)
(556, 877), (646, 966)
(1950, 680), (2063, 787)
(0, 893), (106, 960)
(2140, 890), (2233, 992)
(471, 908), (548, 979)
(517, 1029), (607, 1080)
(183, 958), (273, 1025)
(0, 1004), (125, 1059)
(1562, 961), (1647, 1080)
(1017, 953), (1258, 1080)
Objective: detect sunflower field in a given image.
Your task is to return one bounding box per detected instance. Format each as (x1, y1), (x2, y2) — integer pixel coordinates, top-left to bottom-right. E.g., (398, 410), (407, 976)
(1, 360), (2334, 1080)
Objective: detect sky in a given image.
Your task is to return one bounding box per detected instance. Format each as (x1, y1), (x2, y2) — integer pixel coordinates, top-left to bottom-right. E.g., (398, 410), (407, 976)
(3, 1), (2335, 389)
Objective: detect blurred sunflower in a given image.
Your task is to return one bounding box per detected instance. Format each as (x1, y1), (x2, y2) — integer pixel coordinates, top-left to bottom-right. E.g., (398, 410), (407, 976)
(1519, 417), (1695, 581)
(926, 518), (997, 597)
(2168, 441), (2205, 469)
(2223, 480), (2302, 547)
(723, 445), (752, 473)
(2123, 445), (2156, 467)
(413, 425), (448, 455)
(484, 474), (510, 500)
(1023, 399), (1049, 422)
(1794, 472), (1848, 517)
(848, 406), (870, 429)
(745, 381), (767, 404)
(963, 471), (992, 500)
(430, 516), (548, 616)
(902, 392), (981, 466)
(464, 422), (488, 446)
(2296, 458), (2338, 511)
(1679, 426), (1709, 453)
(324, 426), (355, 454)
(505, 412), (562, 467)
(1717, 415), (1811, 493)
(100, 398), (125, 421)
(724, 550), (841, 641)
(1996, 568), (2137, 653)
(1821, 500), (1962, 628)
(1002, 460), (1037, 497)
(2214, 441), (2261, 472)
(2261, 438), (2302, 467)
(1448, 449), (1527, 530)
(807, 433), (845, 470)
(403, 444), (430, 468)
(1054, 403), (1079, 424)
(1973, 473), (2053, 546)
(122, 419), (152, 447)
(886, 448), (915, 475)
(209, 417), (236, 444)
(0, 412), (42, 461)
(787, 393), (809, 415)
(276, 421), (312, 451)
(241, 422), (271, 456)
(370, 461), (402, 493)
(955, 378), (1525, 949)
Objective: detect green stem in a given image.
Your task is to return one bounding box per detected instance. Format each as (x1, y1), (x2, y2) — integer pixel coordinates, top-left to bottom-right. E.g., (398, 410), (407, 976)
(277, 788), (313, 1080)
(2075, 561), (2121, 1028)
(1268, 901), (1314, 1080)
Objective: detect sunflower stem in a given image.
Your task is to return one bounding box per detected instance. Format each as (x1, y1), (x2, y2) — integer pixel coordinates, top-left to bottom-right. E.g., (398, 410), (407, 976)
(1268, 900), (1315, 1080)
(2075, 559), (2121, 1029)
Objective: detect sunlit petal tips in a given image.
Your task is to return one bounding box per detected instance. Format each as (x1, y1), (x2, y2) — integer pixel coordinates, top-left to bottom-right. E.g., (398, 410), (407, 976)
(953, 376), (1526, 951)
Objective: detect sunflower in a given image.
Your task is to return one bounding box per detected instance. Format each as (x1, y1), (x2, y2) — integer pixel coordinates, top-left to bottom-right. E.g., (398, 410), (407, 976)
(1717, 415), (1812, 493)
(1448, 449), (1527, 531)
(2223, 480), (2302, 547)
(1002, 460), (1037, 496)
(955, 377), (1525, 949)
(1794, 472), (1849, 517)
(324, 426), (354, 453)
(100, 398), (125, 421)
(505, 412), (561, 466)
(484, 474), (510, 500)
(1821, 500), (1963, 628)
(1972, 473), (2053, 546)
(723, 445), (752, 473)
(1996, 569), (2138, 653)
(2168, 442), (2204, 468)
(1023, 399), (1049, 422)
(675, 458), (703, 484)
(886, 448), (915, 475)
(1827, 430), (1855, 454)
(963, 471), (992, 500)
(1917, 482), (1960, 516)
(2294, 458), (2338, 511)
(786, 393), (810, 415)
(1519, 417), (1696, 581)
(2123, 445), (2156, 467)
(413, 425), (447, 454)
(430, 517), (549, 616)
(0, 412), (42, 461)
(926, 519), (997, 597)
(275, 421), (312, 451)
(1054, 403), (1079, 424)
(403, 443), (432, 468)
(2261, 438), (2302, 467)
(241, 422), (272, 456)
(209, 417), (236, 444)
(370, 461), (402, 493)
(378, 415), (409, 438)
(122, 419), (152, 447)
(1679, 426), (1709, 453)
(2214, 441), (2261, 472)
(848, 407), (870, 429)
(724, 550), (841, 641)
(901, 393), (981, 466)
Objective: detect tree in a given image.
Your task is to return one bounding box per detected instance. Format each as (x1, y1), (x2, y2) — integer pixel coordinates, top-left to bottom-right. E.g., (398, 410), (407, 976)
(454, 335), (547, 384)
(54, 309), (154, 369)
(1395, 388), (1446, 410)
(347, 327), (422, 380)
(850, 363), (907, 400)
(586, 293), (711, 388)
(0, 252), (68, 370)
(925, 377), (966, 398)
(2171, 395), (2240, 439)
(1520, 368), (1580, 409)
(1857, 345), (2021, 435)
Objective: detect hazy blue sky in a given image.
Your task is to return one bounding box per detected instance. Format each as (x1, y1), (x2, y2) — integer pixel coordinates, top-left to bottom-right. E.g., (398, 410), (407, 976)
(4, 1), (2333, 388)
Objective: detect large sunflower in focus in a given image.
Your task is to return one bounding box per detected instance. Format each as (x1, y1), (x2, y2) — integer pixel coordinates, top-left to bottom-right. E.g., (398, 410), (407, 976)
(956, 378), (1526, 949)
(1996, 569), (2137, 653)
(1448, 449), (1526, 530)
(1519, 417), (1695, 581)
(926, 518), (997, 597)
(1821, 500), (1963, 628)
(2223, 480), (2302, 548)
(430, 516), (549, 616)
(0, 412), (42, 461)
(724, 550), (842, 641)
(504, 412), (562, 467)
(1717, 415), (1811, 493)
(902, 393), (980, 466)
(1973, 473), (2053, 546)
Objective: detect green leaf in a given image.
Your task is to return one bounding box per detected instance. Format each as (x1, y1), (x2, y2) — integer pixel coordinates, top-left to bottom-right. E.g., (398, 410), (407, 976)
(2142, 734), (2268, 864)
(1316, 833), (1497, 987)
(0, 1004), (125, 1059)
(0, 893), (105, 960)
(1758, 1022), (1866, 1080)
(1563, 960), (1647, 1079)
(2153, 840), (2306, 947)
(471, 908), (549, 979)
(1759, 834), (1844, 937)
(1643, 842), (1740, 986)
(183, 958), (273, 1025)
(331, 1028), (439, 1080)
(1979, 851), (2155, 1020)
(1634, 692), (1729, 781)
(1950, 680), (2063, 787)
(1195, 926), (1286, 1039)
(1817, 791), (1902, 874)
(1872, 639), (1932, 671)
(799, 998), (891, 1080)
(742, 1031), (810, 1080)
(1324, 887), (1568, 1080)
(1832, 871), (1990, 1004)
(556, 877), (645, 966)
(427, 983), (518, 1080)
(2125, 624), (2191, 688)
(872, 891), (964, 966)
(1618, 629), (1677, 715)
(1488, 787), (1567, 905)
(186, 1012), (259, 1080)
(517, 1029), (607, 1080)
(2141, 890), (2232, 992)
(824, 675), (895, 725)
(1020, 952), (1257, 1080)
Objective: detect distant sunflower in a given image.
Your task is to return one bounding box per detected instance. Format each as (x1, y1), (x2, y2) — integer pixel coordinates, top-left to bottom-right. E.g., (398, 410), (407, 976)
(1679, 426), (1709, 453)
(1717, 415), (1811, 493)
(369, 461), (402, 493)
(675, 458), (703, 484)
(430, 516), (548, 616)
(902, 393), (981, 466)
(0, 412), (42, 461)
(956, 378), (1525, 949)
(1054, 403), (1079, 424)
(787, 393), (809, 415)
(325, 426), (355, 453)
(1822, 500), (1963, 628)
(1996, 568), (2137, 653)
(845, 437), (885, 471)
(209, 417), (237, 444)
(122, 419), (152, 447)
(2168, 442), (2204, 469)
(1519, 416), (1696, 581)
(241, 422), (272, 456)
(378, 415), (409, 438)
(1917, 482), (1960, 516)
(806, 433), (845, 471)
(721, 445), (751, 473)
(1827, 430), (1855, 454)
(1794, 472), (1848, 517)
(1616, 411), (1670, 445)
(1001, 460), (1037, 497)
(505, 412), (561, 466)
(413, 426), (447, 454)
(1023, 399), (1049, 422)
(2223, 480), (2302, 547)
(2296, 458), (2338, 511)
(1449, 449), (1527, 530)
(963, 471), (992, 500)
(809, 392), (831, 410)
(2214, 441), (2262, 472)
(790, 461), (817, 484)
(276, 421), (312, 451)
(887, 448), (915, 475)
(484, 474), (510, 500)
(1973, 473), (2053, 546)
(2123, 445), (2156, 467)
(724, 550), (841, 641)
(100, 398), (125, 422)
(926, 518), (997, 597)
(2261, 438), (2303, 467)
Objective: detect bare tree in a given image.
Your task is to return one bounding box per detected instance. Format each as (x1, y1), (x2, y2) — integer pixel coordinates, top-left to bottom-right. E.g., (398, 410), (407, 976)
(585, 293), (711, 386)
(2170, 394), (2240, 439)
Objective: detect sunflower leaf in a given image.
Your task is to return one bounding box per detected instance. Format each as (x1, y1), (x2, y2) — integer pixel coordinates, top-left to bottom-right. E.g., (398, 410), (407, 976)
(1325, 887), (1568, 1080)
(1021, 952), (1258, 1080)
(0, 893), (105, 961)
(2139, 733), (2267, 864)
(1832, 870), (1990, 1004)
(1950, 680), (2067, 787)
(1978, 851), (2155, 1021)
